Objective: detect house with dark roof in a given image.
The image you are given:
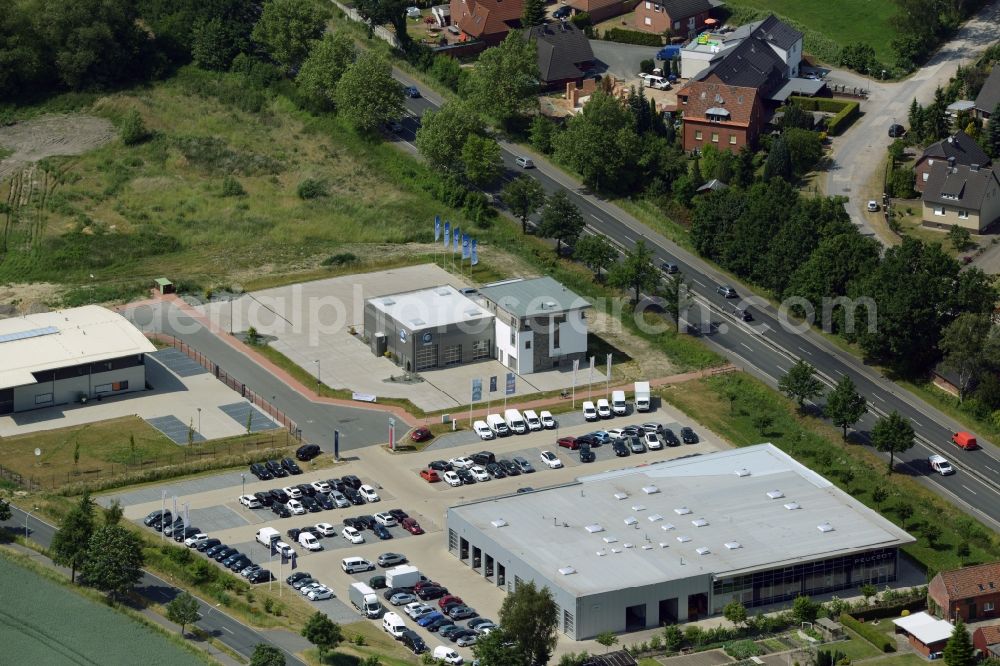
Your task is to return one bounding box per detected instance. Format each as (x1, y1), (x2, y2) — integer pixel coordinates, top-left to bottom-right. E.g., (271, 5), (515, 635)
(681, 14), (802, 79)
(972, 624), (1000, 659)
(914, 131), (991, 192)
(974, 64), (1000, 123)
(921, 161), (1000, 233)
(929, 562), (1000, 622)
(525, 22), (594, 89)
(450, 0), (523, 45)
(635, 0), (713, 37)
(563, 0), (630, 24)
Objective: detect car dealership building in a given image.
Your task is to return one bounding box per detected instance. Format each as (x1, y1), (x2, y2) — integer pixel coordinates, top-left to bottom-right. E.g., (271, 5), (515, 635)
(446, 444), (915, 639)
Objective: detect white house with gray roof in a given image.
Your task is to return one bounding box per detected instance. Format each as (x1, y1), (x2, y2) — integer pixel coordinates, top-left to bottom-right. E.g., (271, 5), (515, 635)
(446, 444), (914, 638)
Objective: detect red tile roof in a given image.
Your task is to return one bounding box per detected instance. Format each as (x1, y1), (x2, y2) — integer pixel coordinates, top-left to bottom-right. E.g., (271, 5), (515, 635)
(935, 562), (1000, 600)
(454, 0), (523, 39)
(976, 624), (1000, 646)
(680, 75), (759, 126)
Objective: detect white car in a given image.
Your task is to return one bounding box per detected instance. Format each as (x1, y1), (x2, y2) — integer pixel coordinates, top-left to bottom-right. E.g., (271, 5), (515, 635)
(298, 532), (322, 551)
(867, 200), (879, 212)
(405, 602), (433, 619)
(311, 480), (331, 494)
(929, 454), (955, 475)
(184, 532), (209, 547)
(443, 471), (462, 487)
(300, 582), (323, 596)
(342, 526), (365, 543)
(239, 495), (261, 509)
(274, 541), (296, 558)
(283, 486), (302, 499)
(314, 522), (337, 537)
(449, 456), (474, 469)
(473, 421), (495, 440)
(644, 431), (663, 450)
(596, 399), (612, 418)
(374, 512), (398, 527)
(307, 585), (334, 601)
(539, 410), (556, 428)
(359, 484), (380, 502)
(434, 646), (464, 665)
(606, 428), (626, 440)
(287, 499), (305, 515)
(540, 451), (563, 469)
(470, 465), (490, 482)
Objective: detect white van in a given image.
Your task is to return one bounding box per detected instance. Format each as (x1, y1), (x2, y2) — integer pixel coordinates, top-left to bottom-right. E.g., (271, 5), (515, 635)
(523, 410), (542, 431)
(582, 401), (598, 421)
(473, 420), (495, 440)
(928, 454), (955, 475)
(383, 611), (407, 638)
(596, 398), (612, 418)
(641, 73), (670, 89)
(611, 390), (627, 416)
(486, 413), (511, 437)
(342, 556), (374, 573)
(298, 532), (322, 551)
(256, 527), (280, 547)
(539, 410), (556, 428)
(504, 408), (527, 434)
(433, 646), (464, 665)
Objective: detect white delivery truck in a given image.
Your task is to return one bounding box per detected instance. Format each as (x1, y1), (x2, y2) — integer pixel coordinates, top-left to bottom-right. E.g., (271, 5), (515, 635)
(349, 581), (382, 618)
(611, 390), (627, 415)
(486, 413), (511, 437)
(383, 612), (407, 638)
(634, 381), (651, 412)
(582, 401), (598, 421)
(385, 564), (421, 589)
(522, 409), (542, 431)
(298, 531), (322, 551)
(504, 408), (527, 434)
(255, 527), (280, 547)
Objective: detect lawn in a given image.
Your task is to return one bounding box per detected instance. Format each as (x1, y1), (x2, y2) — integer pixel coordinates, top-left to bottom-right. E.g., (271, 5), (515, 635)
(858, 653), (929, 666)
(0, 416), (286, 490)
(0, 552), (207, 666)
(831, 629), (883, 661)
(722, 0), (900, 65)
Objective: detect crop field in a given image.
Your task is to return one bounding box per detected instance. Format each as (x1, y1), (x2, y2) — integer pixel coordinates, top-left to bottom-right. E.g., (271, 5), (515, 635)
(0, 554), (205, 666)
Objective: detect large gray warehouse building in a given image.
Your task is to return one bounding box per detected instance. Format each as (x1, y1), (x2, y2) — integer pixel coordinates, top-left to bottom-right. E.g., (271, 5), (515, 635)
(0, 305), (155, 414)
(447, 444), (914, 639)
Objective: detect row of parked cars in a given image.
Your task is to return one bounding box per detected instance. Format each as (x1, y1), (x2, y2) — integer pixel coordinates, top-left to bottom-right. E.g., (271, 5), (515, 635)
(559, 422), (700, 458)
(471, 409), (556, 440)
(419, 451), (536, 485)
(380, 576), (492, 655)
(240, 474), (383, 519)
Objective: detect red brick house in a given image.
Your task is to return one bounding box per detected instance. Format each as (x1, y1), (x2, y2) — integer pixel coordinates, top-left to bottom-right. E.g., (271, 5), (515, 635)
(929, 562), (1000, 622)
(972, 624), (1000, 659)
(677, 34), (786, 154)
(892, 612), (954, 658)
(635, 0), (712, 37)
(450, 0), (523, 45)
(914, 131), (991, 193)
(564, 0), (629, 24)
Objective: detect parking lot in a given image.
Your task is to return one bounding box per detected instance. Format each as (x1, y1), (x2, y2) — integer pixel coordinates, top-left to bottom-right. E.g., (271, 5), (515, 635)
(111, 400), (725, 659)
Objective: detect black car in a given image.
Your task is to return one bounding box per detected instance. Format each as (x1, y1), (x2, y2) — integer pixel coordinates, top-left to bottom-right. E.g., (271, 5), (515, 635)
(328, 478), (347, 493)
(427, 617), (454, 632)
(270, 488), (290, 504)
(628, 436), (646, 454)
(297, 483), (316, 497)
(272, 503), (291, 518)
(471, 451), (495, 466)
(456, 468), (475, 484)
(485, 462), (506, 479)
(287, 527), (303, 541)
(228, 555), (252, 572)
(292, 576), (316, 590)
(404, 86), (421, 99)
(553, 5), (571, 18)
(369, 575), (387, 589)
(498, 459), (520, 476)
(612, 439), (631, 457)
(221, 551), (243, 567)
(248, 569), (275, 584)
(151, 511), (172, 531)
(175, 526), (201, 543)
(205, 543), (228, 558)
(250, 462), (273, 480)
(388, 509), (408, 522)
(662, 429), (680, 446)
(449, 628), (477, 641)
(341, 474), (362, 490)
(287, 571), (311, 585)
(300, 496), (321, 513)
(315, 494), (335, 510)
(428, 460), (452, 472)
(296, 444), (321, 461)
(343, 517), (360, 530)
(282, 458), (302, 475)
(575, 434), (599, 448)
(373, 524), (392, 540)
(196, 538), (221, 552)
(213, 547), (237, 562)
(579, 445), (596, 463)
(660, 261), (679, 274)
(401, 629), (427, 654)
(265, 460), (288, 478)
(344, 488), (364, 505)
(254, 491), (274, 507)
(888, 123), (906, 138)
(681, 427), (699, 444)
(355, 515), (375, 530)
(417, 585), (447, 600)
(622, 425), (642, 437)
(143, 510), (166, 527)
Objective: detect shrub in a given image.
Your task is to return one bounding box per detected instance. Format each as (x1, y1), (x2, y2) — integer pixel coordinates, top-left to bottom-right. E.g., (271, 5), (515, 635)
(840, 613), (896, 652)
(570, 11), (591, 28)
(604, 28), (663, 46)
(221, 176), (246, 197)
(640, 58), (655, 74)
(297, 178), (327, 199)
(321, 252), (358, 266)
(725, 640), (762, 660)
(119, 109), (148, 146)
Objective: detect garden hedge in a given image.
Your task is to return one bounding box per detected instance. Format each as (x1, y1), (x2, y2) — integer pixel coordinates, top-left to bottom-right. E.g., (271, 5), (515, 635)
(840, 613), (896, 652)
(604, 28), (663, 46)
(787, 96), (860, 135)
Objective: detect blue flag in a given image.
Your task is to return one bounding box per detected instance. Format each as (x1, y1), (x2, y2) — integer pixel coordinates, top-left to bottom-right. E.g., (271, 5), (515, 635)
(434, 215), (441, 241)
(281, 549), (288, 565)
(471, 239), (479, 266)
(291, 553), (298, 570)
(270, 539), (277, 557)
(453, 227), (460, 253)
(444, 221), (451, 247)
(462, 234), (470, 260)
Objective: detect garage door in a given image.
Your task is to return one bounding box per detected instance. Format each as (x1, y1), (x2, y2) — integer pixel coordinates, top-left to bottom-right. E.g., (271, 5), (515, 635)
(443, 344), (462, 366)
(415, 344), (438, 370)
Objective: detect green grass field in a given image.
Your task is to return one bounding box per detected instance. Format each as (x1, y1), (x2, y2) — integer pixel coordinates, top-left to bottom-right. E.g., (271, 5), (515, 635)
(0, 554), (205, 665)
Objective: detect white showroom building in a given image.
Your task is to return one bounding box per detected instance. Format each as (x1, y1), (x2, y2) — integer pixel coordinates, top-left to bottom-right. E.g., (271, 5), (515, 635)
(0, 305), (155, 414)
(446, 444), (914, 639)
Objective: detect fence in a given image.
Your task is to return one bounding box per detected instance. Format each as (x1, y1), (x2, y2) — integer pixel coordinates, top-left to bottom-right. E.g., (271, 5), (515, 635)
(155, 334), (302, 439)
(332, 0), (401, 49)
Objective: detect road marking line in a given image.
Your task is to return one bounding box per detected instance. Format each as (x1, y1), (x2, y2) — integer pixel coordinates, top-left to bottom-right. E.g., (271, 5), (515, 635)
(590, 214), (603, 221)
(693, 279), (707, 288)
(962, 484), (978, 496)
(873, 393), (886, 402)
(986, 466), (999, 475)
(776, 365), (787, 373)
(833, 369), (845, 377)
(622, 234), (635, 243)
(798, 346), (813, 355)
(223, 626), (234, 634)
(911, 418), (923, 427)
(740, 342), (753, 351)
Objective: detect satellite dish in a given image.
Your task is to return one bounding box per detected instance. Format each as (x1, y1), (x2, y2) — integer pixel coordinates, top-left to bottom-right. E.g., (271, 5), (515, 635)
(34, 448), (41, 457)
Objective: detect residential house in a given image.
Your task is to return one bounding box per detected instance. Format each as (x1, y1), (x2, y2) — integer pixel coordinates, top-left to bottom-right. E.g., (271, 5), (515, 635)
(477, 276), (590, 375)
(677, 32), (787, 154)
(972, 624), (1000, 659)
(921, 161), (1000, 233)
(929, 561), (1000, 622)
(525, 22), (594, 89)
(450, 0), (523, 45)
(891, 612), (954, 658)
(635, 0), (713, 37)
(974, 64), (1000, 123)
(563, 0), (629, 24)
(681, 14), (803, 79)
(914, 131), (990, 193)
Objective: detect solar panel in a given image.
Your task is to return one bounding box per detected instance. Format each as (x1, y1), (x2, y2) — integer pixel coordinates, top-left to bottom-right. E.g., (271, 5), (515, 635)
(0, 326), (59, 344)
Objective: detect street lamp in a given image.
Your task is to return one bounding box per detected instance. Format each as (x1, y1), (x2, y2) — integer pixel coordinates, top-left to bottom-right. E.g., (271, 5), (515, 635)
(25, 506), (39, 540)
(388, 417), (396, 452)
(197, 407), (202, 434)
(241, 473), (246, 497)
(160, 490), (166, 542)
(315, 360), (321, 396)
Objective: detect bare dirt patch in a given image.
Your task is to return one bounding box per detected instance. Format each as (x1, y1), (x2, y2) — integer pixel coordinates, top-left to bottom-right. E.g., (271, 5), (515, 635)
(0, 282), (61, 315)
(0, 114), (115, 181)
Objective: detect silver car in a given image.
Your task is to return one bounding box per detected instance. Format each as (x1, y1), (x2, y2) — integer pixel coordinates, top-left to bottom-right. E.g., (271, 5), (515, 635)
(391, 592), (417, 606)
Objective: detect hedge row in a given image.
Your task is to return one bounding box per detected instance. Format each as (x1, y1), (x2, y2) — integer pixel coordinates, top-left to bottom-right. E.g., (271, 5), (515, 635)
(827, 101), (860, 135)
(788, 97), (860, 135)
(603, 28), (664, 47)
(840, 613), (896, 652)
(850, 600), (927, 622)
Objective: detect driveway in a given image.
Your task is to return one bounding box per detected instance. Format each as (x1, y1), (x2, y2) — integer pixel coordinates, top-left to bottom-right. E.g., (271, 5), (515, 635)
(589, 40), (659, 79)
(824, 0), (1000, 243)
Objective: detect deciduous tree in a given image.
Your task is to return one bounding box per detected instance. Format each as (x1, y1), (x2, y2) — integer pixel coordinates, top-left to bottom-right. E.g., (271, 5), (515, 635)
(416, 102), (485, 171)
(574, 234), (618, 281)
(658, 272), (691, 331)
(609, 239), (657, 304)
(595, 631), (619, 652)
(335, 51), (404, 133)
(872, 410), (915, 473)
(250, 643), (286, 666)
(461, 134), (504, 187)
(0, 495), (11, 522)
(763, 135), (792, 181)
(301, 611), (342, 661)
(166, 592), (201, 636)
(355, 0), (411, 48)
(463, 32), (539, 128)
(473, 629), (524, 666)
(723, 600), (747, 628)
(51, 492), (96, 583)
(252, 0), (329, 73)
(778, 360), (824, 410)
(80, 524), (145, 600)
(940, 313), (995, 401)
(498, 580), (559, 666)
(297, 32), (356, 111)
(825, 375), (868, 440)
(554, 91), (641, 193)
(502, 176), (545, 234)
(538, 191), (585, 256)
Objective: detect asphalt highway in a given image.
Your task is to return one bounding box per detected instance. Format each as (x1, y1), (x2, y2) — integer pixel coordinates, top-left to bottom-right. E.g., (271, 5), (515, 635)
(1, 504), (306, 666)
(391, 78), (1000, 531)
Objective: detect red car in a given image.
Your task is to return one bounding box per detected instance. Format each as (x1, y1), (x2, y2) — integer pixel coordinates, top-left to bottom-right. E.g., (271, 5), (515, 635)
(402, 517), (424, 535)
(419, 469), (440, 482)
(557, 436), (579, 450)
(414, 579), (440, 591)
(411, 428), (433, 443)
(438, 594), (464, 609)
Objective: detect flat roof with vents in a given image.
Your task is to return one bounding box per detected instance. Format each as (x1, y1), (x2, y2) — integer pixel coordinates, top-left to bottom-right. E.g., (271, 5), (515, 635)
(366, 284), (493, 331)
(448, 444), (915, 597)
(478, 276), (591, 319)
(0, 306), (156, 390)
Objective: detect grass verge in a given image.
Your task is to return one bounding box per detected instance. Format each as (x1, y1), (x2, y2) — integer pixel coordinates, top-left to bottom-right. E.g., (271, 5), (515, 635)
(897, 379), (1000, 444)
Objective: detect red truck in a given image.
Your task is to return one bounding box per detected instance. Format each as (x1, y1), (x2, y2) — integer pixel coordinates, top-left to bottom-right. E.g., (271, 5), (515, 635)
(952, 431), (979, 450)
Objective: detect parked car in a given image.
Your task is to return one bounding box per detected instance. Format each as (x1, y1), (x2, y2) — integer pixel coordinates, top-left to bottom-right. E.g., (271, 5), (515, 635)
(612, 439), (631, 457)
(359, 485), (381, 502)
(196, 538), (221, 552)
(374, 512), (398, 527)
(286, 571), (311, 586)
(292, 576), (316, 590)
(272, 503), (291, 518)
(867, 200), (879, 212)
(498, 459), (520, 476)
(314, 522), (336, 537)
(447, 605), (478, 620)
(253, 491), (274, 507)
(250, 462), (273, 480)
(448, 456), (474, 469)
(420, 469), (441, 482)
(373, 524), (393, 540)
(662, 429), (680, 446)
(439, 595), (464, 609)
(457, 634), (478, 647)
(265, 460), (287, 478)
(310, 480), (331, 494)
(456, 469), (475, 485)
(419, 611), (445, 627)
(579, 445), (596, 463)
(553, 5), (572, 18)
(296, 444), (321, 461)
(342, 526), (365, 543)
(540, 451), (562, 469)
(344, 488), (365, 505)
(473, 421), (495, 440)
(539, 411), (556, 428)
(269, 488), (290, 504)
(143, 510), (166, 527)
(681, 427), (699, 444)
(411, 427), (433, 442)
(557, 436), (578, 450)
(404, 86), (421, 98)
(307, 585), (334, 601)
(644, 431), (663, 450)
(281, 458), (302, 475)
(286, 499), (306, 515)
(213, 547), (237, 562)
(184, 532), (209, 547)
(329, 490), (350, 508)
(282, 485), (303, 499)
(512, 456), (534, 473)
(443, 471), (462, 487)
(370, 575), (387, 589)
(628, 436), (646, 454)
(418, 586), (448, 600)
(389, 508), (408, 522)
(485, 462), (506, 479)
(342, 475), (363, 490)
(296, 483), (316, 497)
(300, 496), (321, 513)
(248, 569), (274, 584)
(428, 460), (452, 472)
(315, 493), (335, 510)
(888, 123), (906, 138)
(175, 526), (201, 543)
(392, 592), (418, 606)
(402, 517), (424, 535)
(227, 555), (252, 572)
